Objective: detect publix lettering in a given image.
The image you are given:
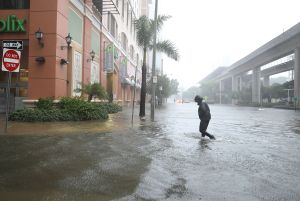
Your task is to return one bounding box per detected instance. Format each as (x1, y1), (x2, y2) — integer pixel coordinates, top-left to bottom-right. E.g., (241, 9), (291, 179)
(0, 15), (26, 32)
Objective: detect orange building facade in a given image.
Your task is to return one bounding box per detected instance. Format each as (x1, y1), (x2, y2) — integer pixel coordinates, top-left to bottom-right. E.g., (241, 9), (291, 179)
(0, 0), (143, 111)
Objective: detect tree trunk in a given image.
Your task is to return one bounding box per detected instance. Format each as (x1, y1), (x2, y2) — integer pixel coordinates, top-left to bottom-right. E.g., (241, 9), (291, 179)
(139, 48), (147, 117)
(88, 94), (93, 102)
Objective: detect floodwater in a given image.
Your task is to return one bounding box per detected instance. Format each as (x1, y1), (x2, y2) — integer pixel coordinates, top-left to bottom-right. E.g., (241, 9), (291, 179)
(0, 103), (300, 201)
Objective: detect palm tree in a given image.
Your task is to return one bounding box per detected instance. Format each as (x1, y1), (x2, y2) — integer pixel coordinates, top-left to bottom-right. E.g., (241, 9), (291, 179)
(75, 83), (108, 102)
(135, 15), (179, 118)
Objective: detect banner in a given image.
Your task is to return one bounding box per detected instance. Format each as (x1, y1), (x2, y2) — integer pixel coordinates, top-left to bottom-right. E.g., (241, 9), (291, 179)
(104, 43), (114, 73)
(120, 57), (127, 78)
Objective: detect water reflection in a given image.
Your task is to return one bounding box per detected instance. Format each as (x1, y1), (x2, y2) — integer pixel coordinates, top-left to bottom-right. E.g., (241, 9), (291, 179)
(199, 138), (212, 151)
(1, 104), (300, 201)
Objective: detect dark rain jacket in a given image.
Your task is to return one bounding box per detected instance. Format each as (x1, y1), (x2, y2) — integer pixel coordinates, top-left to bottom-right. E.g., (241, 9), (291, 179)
(198, 102), (211, 121)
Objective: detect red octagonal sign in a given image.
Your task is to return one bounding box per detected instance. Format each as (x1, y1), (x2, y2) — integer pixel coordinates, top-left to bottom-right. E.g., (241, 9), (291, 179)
(2, 48), (21, 72)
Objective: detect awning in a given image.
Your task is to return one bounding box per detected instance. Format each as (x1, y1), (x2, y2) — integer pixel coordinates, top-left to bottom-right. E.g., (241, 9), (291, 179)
(92, 0), (120, 15)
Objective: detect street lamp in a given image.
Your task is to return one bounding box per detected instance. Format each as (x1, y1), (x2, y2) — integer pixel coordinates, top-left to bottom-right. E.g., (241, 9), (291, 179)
(159, 86), (163, 105)
(61, 33), (72, 50)
(35, 28), (44, 47)
(87, 50), (96, 62)
(151, 0), (158, 121)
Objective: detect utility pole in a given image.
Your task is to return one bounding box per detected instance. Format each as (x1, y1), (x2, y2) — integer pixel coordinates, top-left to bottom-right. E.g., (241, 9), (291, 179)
(151, 0), (158, 121)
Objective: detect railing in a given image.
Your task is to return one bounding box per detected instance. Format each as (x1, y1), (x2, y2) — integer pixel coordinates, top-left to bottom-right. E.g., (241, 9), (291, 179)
(92, 4), (102, 22)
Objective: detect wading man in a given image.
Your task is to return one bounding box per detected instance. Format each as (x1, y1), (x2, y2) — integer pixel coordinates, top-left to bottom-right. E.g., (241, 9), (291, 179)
(194, 95), (215, 140)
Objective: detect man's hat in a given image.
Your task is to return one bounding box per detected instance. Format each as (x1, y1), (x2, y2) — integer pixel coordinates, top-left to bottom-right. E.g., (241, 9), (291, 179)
(194, 95), (203, 102)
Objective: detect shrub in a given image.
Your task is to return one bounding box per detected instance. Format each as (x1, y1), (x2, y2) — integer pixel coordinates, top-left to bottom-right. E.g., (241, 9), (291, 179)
(57, 97), (85, 110)
(98, 103), (122, 114)
(74, 83), (108, 102)
(70, 103), (108, 120)
(34, 97), (54, 110)
(9, 97), (112, 122)
(9, 108), (64, 122)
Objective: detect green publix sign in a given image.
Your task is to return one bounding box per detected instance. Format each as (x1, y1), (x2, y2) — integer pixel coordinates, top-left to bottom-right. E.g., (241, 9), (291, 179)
(0, 15), (26, 32)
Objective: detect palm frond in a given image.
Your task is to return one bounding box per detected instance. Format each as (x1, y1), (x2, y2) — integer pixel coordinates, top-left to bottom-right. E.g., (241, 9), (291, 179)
(150, 15), (171, 34)
(156, 40), (180, 61)
(135, 15), (153, 48)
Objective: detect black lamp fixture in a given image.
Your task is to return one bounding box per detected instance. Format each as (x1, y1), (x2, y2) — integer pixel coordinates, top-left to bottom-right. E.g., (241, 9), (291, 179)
(35, 28), (44, 47)
(87, 50), (96, 62)
(35, 56), (46, 63)
(60, 58), (69, 65)
(61, 33), (72, 50)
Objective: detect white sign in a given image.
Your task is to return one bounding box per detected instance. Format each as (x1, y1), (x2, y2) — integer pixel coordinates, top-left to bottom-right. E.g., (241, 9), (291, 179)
(2, 48), (21, 72)
(153, 76), (157, 83)
(2, 40), (23, 50)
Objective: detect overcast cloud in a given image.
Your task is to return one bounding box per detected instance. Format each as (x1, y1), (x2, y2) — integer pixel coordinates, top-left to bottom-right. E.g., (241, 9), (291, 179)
(157, 0), (300, 90)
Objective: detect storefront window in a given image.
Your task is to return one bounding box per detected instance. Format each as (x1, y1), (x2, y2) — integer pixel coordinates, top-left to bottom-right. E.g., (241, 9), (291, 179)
(0, 0), (30, 9)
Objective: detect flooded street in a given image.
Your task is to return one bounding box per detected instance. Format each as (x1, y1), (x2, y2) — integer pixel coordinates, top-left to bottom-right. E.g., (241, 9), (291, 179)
(1, 103), (300, 201)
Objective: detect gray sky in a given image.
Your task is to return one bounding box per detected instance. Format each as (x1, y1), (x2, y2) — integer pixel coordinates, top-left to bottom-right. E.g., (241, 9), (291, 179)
(157, 0), (300, 90)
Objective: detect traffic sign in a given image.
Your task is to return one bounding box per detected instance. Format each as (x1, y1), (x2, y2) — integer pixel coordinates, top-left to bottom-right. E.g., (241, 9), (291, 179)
(153, 76), (157, 83)
(2, 48), (21, 72)
(2, 40), (23, 50)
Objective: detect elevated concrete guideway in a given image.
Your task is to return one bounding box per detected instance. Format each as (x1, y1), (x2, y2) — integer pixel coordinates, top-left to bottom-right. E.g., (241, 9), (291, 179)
(261, 60), (294, 78)
(203, 22), (300, 105)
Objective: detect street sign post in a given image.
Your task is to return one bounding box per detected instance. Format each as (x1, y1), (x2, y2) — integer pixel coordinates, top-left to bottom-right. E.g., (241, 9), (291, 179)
(1, 48), (21, 133)
(4, 73), (12, 133)
(153, 75), (157, 83)
(2, 40), (23, 50)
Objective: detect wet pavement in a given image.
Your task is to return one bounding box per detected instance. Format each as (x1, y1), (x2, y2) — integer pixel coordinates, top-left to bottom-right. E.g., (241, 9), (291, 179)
(1, 103), (300, 201)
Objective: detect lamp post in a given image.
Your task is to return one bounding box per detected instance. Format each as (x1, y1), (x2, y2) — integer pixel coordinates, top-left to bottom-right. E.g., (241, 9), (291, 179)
(61, 33), (72, 50)
(151, 0), (158, 121)
(159, 85), (163, 105)
(284, 88), (294, 104)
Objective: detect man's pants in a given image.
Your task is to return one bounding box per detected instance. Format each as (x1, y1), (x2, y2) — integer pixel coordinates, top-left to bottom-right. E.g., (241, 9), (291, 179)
(199, 120), (214, 138)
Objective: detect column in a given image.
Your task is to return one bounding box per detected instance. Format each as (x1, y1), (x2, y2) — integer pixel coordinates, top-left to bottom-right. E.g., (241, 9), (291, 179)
(28, 0), (70, 99)
(232, 75), (238, 104)
(263, 76), (270, 87)
(294, 48), (300, 107)
(252, 67), (261, 104)
(232, 75), (238, 91)
(219, 80), (222, 104)
(82, 0), (93, 86)
(238, 76), (243, 91)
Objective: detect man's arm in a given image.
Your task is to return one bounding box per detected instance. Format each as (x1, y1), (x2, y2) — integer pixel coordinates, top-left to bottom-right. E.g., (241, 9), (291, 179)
(205, 102), (210, 113)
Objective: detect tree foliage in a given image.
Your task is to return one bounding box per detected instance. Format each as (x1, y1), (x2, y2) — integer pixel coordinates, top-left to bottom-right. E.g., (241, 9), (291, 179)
(147, 75), (179, 98)
(262, 80), (294, 100)
(135, 15), (179, 117)
(182, 86), (201, 100)
(199, 81), (219, 101)
(75, 83), (108, 102)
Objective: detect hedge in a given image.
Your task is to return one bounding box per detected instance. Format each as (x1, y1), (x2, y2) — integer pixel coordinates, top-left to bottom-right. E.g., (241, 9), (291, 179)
(9, 97), (122, 122)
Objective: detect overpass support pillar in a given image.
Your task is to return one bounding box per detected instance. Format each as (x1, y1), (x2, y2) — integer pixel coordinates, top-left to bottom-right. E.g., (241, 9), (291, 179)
(252, 67), (261, 104)
(232, 76), (238, 91)
(232, 76), (238, 104)
(219, 80), (223, 104)
(238, 76), (243, 91)
(294, 48), (300, 107)
(263, 76), (270, 87)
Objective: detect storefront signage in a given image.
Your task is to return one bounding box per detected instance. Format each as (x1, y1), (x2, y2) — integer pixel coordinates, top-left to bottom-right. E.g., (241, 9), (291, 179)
(3, 40), (23, 50)
(0, 15), (26, 32)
